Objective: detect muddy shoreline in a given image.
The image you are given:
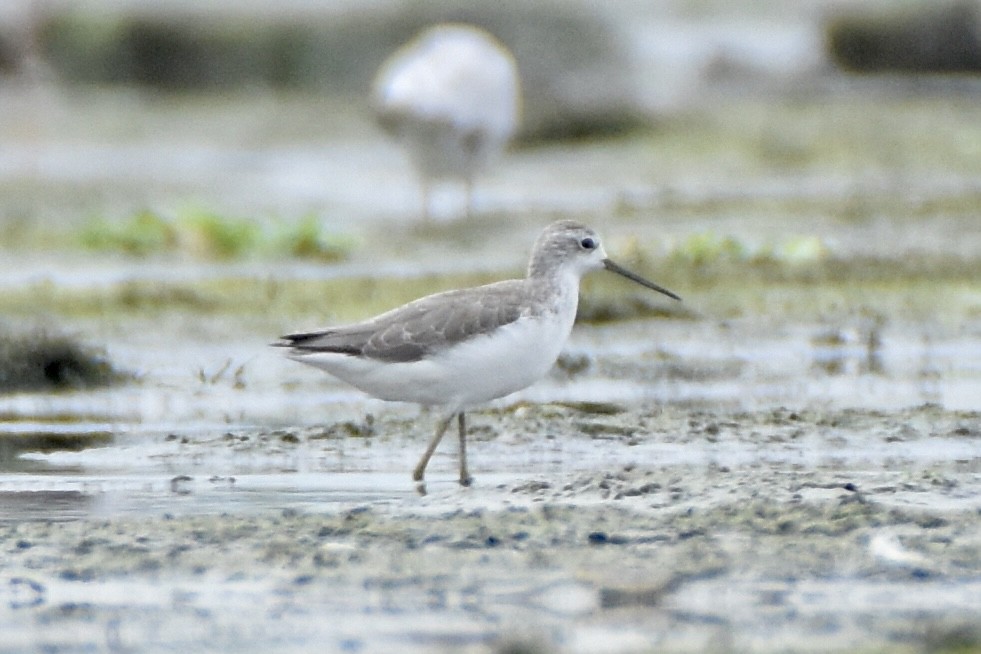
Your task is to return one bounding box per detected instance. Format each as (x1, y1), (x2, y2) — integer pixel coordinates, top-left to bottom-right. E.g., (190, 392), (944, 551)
(2, 404), (978, 652)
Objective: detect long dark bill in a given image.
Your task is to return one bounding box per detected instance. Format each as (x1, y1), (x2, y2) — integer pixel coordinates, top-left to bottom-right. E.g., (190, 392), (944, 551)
(603, 259), (681, 301)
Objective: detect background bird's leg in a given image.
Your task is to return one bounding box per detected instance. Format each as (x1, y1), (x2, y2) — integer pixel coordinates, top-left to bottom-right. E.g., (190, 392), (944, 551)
(457, 412), (472, 486)
(421, 177), (433, 222)
(413, 412), (455, 482)
(463, 177), (475, 220)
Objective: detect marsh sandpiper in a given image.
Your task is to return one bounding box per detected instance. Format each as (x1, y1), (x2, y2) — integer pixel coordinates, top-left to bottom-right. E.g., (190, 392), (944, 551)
(275, 220), (680, 489)
(373, 23), (520, 221)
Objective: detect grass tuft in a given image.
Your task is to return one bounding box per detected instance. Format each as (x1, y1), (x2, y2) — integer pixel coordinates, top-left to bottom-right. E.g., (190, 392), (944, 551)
(273, 213), (357, 262)
(180, 209), (260, 259)
(0, 327), (131, 392)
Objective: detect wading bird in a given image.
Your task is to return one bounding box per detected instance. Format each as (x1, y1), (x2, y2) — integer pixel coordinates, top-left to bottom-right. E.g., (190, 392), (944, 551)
(276, 220), (680, 490)
(373, 24), (520, 221)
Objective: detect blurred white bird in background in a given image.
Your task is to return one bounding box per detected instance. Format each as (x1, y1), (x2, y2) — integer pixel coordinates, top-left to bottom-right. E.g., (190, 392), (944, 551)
(373, 23), (520, 221)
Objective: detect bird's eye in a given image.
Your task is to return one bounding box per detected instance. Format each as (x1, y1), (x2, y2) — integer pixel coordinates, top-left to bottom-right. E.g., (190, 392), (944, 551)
(580, 237), (596, 250)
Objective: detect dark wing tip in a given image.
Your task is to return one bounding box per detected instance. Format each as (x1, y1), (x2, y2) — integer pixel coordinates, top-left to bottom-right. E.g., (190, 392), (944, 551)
(271, 330), (327, 349)
(272, 330), (364, 356)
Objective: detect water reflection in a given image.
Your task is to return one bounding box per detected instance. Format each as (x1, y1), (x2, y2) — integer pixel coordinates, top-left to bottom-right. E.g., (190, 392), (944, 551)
(0, 428), (112, 472)
(811, 321), (885, 376)
(0, 490), (92, 522)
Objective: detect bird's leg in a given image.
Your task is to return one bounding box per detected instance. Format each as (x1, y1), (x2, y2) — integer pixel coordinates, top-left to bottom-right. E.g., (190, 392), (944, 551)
(457, 412), (472, 487)
(413, 412), (455, 482)
(463, 176), (475, 220)
(421, 177), (433, 222)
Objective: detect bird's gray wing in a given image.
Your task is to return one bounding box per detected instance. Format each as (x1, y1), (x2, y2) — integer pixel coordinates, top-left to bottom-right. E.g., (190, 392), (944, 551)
(278, 281), (527, 363)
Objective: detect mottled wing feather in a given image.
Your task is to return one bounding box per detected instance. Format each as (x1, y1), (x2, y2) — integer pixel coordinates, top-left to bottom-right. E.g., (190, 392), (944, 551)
(281, 281), (527, 363)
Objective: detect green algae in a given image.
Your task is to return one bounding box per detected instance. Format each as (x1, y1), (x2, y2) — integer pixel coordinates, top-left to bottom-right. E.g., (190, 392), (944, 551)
(80, 210), (179, 256)
(77, 208), (356, 261)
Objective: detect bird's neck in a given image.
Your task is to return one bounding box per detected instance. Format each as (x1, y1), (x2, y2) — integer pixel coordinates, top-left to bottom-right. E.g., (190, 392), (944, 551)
(527, 267), (581, 316)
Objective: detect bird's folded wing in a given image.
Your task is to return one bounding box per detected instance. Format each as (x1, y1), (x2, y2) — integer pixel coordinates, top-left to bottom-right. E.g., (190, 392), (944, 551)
(279, 282), (527, 363)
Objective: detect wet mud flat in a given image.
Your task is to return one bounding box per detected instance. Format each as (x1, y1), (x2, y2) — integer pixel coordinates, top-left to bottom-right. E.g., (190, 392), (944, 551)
(1, 10), (980, 650)
(1, 404), (978, 653)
